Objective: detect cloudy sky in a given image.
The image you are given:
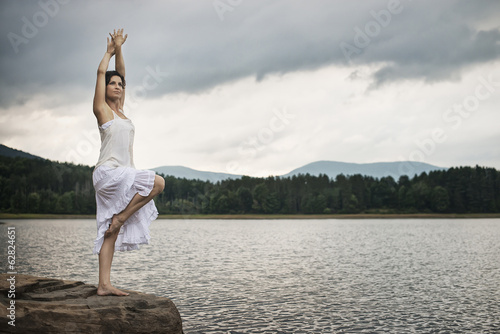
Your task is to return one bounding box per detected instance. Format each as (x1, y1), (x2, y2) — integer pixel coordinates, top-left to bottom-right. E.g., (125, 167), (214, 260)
(1, 0), (499, 177)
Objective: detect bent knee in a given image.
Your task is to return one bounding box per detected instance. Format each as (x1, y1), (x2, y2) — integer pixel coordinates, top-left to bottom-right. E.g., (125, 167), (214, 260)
(154, 175), (165, 194)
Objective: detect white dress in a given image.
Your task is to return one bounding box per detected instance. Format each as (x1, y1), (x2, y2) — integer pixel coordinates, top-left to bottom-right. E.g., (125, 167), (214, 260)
(92, 109), (158, 255)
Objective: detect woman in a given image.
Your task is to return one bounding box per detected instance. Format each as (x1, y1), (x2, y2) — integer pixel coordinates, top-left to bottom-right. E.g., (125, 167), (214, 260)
(92, 29), (165, 296)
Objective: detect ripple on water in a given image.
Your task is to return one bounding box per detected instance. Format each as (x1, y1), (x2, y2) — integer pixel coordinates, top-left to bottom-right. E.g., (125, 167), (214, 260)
(0, 218), (499, 333)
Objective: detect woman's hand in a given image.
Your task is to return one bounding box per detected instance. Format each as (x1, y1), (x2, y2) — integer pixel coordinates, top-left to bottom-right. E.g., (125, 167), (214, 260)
(106, 36), (115, 55)
(110, 28), (128, 48)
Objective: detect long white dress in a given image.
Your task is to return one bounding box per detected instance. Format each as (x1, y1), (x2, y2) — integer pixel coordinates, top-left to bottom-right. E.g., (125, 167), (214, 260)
(92, 109), (158, 255)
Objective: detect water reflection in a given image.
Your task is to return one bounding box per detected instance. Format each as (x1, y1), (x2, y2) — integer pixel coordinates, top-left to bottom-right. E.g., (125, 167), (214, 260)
(0, 219), (499, 333)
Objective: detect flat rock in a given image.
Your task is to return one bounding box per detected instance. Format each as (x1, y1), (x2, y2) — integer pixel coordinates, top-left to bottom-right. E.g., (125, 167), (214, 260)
(0, 274), (183, 333)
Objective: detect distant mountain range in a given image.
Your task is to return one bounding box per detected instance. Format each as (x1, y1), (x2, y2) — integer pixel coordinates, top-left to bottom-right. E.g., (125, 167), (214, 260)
(0, 144), (447, 182)
(0, 144), (43, 160)
(283, 160), (447, 180)
(153, 161), (446, 182)
(152, 166), (242, 183)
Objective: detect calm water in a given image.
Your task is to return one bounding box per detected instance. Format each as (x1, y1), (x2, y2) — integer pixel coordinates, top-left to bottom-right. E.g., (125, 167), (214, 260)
(0, 218), (499, 333)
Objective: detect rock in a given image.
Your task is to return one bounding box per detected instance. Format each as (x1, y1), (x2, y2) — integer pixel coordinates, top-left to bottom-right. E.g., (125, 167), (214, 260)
(0, 274), (183, 334)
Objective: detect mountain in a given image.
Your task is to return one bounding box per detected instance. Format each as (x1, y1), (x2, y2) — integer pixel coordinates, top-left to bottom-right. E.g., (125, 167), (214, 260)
(152, 161), (447, 182)
(283, 161), (447, 180)
(152, 165), (242, 183)
(0, 144), (43, 160)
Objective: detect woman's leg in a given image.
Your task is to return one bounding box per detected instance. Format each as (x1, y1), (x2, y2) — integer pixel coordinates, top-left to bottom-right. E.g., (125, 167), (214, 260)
(97, 228), (129, 296)
(105, 175), (165, 237)
(98, 175), (164, 296)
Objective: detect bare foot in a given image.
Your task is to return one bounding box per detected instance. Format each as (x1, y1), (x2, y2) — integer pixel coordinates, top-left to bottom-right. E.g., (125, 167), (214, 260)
(104, 215), (124, 238)
(97, 284), (130, 296)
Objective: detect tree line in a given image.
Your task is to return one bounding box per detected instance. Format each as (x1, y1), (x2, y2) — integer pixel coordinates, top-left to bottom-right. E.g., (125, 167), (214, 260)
(1, 155), (499, 215)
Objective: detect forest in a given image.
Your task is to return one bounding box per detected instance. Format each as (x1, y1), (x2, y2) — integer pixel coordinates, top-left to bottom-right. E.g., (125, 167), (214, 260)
(0, 155), (499, 215)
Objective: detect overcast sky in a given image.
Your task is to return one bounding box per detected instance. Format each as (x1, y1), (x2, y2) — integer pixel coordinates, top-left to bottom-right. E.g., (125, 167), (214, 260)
(1, 0), (499, 176)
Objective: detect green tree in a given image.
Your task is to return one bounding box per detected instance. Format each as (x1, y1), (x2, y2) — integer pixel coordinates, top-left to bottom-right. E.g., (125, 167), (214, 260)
(253, 183), (269, 213)
(409, 181), (430, 211)
(214, 194), (230, 214)
(55, 191), (75, 214)
(27, 192), (41, 213)
(430, 186), (449, 212)
(237, 187), (253, 213)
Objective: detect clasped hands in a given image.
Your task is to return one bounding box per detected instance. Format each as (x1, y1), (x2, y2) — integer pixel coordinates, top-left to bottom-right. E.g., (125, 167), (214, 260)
(106, 28), (128, 55)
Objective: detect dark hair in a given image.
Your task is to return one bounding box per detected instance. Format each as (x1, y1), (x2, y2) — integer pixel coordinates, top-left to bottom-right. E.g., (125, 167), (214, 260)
(105, 70), (126, 87)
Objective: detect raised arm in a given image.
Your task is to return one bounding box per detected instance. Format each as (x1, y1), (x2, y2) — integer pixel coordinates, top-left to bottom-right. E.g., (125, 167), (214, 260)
(93, 36), (115, 125)
(111, 29), (127, 109)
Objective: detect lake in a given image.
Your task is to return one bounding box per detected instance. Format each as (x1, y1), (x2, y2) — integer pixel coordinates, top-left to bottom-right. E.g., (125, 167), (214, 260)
(1, 218), (499, 333)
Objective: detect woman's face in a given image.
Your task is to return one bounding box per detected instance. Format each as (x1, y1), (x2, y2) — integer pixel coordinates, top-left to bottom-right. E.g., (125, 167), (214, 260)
(106, 75), (124, 100)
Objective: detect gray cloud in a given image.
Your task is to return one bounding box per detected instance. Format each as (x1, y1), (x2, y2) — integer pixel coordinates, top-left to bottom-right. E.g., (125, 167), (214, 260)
(1, 0), (500, 108)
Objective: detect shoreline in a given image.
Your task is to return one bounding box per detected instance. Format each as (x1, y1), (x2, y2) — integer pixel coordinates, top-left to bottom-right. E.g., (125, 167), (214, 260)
(1, 213), (500, 220)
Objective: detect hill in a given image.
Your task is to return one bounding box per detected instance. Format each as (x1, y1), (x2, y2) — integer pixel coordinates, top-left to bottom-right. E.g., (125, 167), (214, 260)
(283, 160), (447, 180)
(153, 160), (447, 182)
(152, 165), (242, 183)
(0, 144), (42, 160)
